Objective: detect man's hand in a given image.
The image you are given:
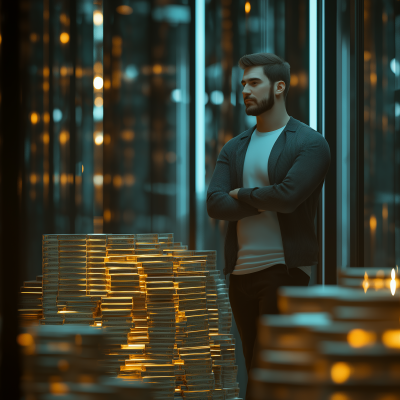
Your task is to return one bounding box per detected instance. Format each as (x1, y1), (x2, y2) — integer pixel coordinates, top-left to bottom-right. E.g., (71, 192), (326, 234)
(229, 188), (240, 199)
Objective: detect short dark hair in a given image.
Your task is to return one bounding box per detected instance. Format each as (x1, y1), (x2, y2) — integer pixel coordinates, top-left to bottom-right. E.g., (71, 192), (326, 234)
(238, 53), (290, 101)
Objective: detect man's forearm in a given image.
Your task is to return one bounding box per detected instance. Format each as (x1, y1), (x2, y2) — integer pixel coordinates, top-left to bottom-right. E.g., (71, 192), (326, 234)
(207, 191), (261, 221)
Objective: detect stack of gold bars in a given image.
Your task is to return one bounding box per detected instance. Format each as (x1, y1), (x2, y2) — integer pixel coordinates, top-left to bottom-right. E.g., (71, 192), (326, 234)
(248, 267), (400, 400)
(19, 275), (43, 325)
(30, 233), (243, 400)
(19, 324), (156, 399)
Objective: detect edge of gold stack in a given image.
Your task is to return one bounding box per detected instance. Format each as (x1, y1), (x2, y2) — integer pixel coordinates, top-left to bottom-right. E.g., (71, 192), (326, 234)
(248, 267), (400, 400)
(30, 232), (242, 399)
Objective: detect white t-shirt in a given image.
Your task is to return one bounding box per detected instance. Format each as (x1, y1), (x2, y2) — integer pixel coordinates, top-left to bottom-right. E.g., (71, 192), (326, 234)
(232, 125), (312, 277)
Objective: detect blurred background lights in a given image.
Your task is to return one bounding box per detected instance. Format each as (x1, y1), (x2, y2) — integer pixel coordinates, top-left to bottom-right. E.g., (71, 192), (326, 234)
(94, 62), (103, 73)
(17, 333), (34, 346)
(245, 2), (251, 13)
(94, 132), (103, 145)
(390, 58), (399, 76)
(59, 131), (69, 145)
(30, 112), (39, 124)
(330, 362), (351, 384)
(93, 76), (103, 89)
(93, 174), (103, 187)
(382, 330), (400, 349)
(171, 89), (182, 103)
(153, 64), (162, 74)
(124, 65), (138, 81)
(94, 97), (103, 107)
(347, 329), (376, 348)
(210, 90), (224, 105)
(93, 11), (103, 26)
(390, 268), (396, 295)
(116, 5), (133, 15)
(395, 102), (400, 117)
(59, 32), (69, 44)
(53, 109), (62, 122)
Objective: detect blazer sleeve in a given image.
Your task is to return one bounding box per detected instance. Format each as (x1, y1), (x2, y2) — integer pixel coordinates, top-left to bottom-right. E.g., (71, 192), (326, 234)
(237, 132), (331, 213)
(207, 141), (262, 221)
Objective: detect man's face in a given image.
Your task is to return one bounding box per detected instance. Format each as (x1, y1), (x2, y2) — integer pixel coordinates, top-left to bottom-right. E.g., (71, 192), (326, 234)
(241, 66), (277, 116)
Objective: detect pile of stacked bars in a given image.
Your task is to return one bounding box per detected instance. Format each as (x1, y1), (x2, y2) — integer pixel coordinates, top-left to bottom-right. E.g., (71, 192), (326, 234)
(20, 324), (156, 400)
(248, 267), (400, 400)
(19, 275), (43, 325)
(36, 232), (242, 399)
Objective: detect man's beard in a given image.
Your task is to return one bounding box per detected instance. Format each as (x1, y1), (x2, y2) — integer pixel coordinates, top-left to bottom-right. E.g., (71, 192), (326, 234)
(245, 85), (275, 116)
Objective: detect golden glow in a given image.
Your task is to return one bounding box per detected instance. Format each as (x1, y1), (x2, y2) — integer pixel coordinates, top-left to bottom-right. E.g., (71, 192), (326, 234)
(43, 81), (50, 91)
(245, 2), (251, 13)
(93, 11), (103, 25)
(94, 62), (103, 73)
(60, 174), (67, 185)
(59, 131), (69, 145)
(329, 394), (351, 400)
(370, 72), (377, 86)
(43, 67), (50, 77)
(104, 134), (111, 145)
(364, 51), (372, 61)
(60, 32), (70, 44)
(94, 96), (103, 107)
(17, 333), (34, 346)
(362, 272), (369, 293)
(43, 173), (49, 185)
(382, 330), (400, 349)
(50, 382), (69, 395)
(75, 334), (82, 346)
(390, 268), (396, 296)
(124, 174), (135, 186)
(60, 66), (68, 77)
(382, 204), (388, 220)
(290, 74), (299, 87)
(76, 67), (83, 78)
(347, 329), (376, 348)
(369, 215), (377, 231)
(153, 64), (162, 74)
(104, 209), (111, 222)
(58, 359), (69, 371)
(113, 175), (123, 188)
(116, 5), (133, 15)
(331, 362), (351, 384)
(82, 165), (84, 173)
(43, 133), (50, 144)
(30, 173), (37, 185)
(43, 112), (50, 123)
(121, 130), (135, 141)
(31, 112), (39, 124)
(94, 132), (103, 145)
(93, 76), (104, 89)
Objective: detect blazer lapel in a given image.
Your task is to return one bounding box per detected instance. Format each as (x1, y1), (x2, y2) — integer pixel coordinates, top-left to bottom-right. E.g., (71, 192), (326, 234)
(267, 116), (299, 185)
(236, 125), (257, 187)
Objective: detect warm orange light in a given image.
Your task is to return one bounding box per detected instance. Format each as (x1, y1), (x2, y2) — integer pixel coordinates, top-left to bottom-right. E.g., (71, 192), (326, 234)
(245, 2), (251, 13)
(30, 173), (37, 185)
(370, 72), (377, 86)
(382, 330), (400, 349)
(81, 165), (84, 173)
(390, 268), (396, 296)
(369, 215), (377, 232)
(364, 51), (371, 61)
(50, 382), (69, 395)
(121, 130), (135, 141)
(362, 272), (369, 293)
(94, 132), (103, 145)
(43, 82), (50, 91)
(331, 362), (351, 384)
(94, 96), (103, 107)
(153, 64), (162, 74)
(347, 329), (376, 348)
(60, 66), (68, 77)
(43, 173), (49, 185)
(94, 61), (103, 73)
(58, 359), (69, 371)
(116, 5), (133, 15)
(75, 334), (82, 346)
(43, 112), (50, 123)
(93, 11), (103, 25)
(93, 76), (103, 89)
(104, 134), (111, 145)
(124, 174), (135, 186)
(31, 112), (39, 124)
(76, 67), (83, 78)
(113, 175), (123, 188)
(43, 67), (50, 77)
(60, 174), (67, 185)
(60, 32), (70, 44)
(290, 74), (299, 87)
(17, 333), (34, 346)
(43, 133), (50, 144)
(104, 209), (111, 222)
(59, 131), (69, 145)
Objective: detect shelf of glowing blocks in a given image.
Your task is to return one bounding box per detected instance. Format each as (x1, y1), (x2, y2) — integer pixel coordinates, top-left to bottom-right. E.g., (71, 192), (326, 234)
(19, 275), (43, 326)
(87, 234), (108, 297)
(19, 324), (156, 400)
(247, 269), (400, 400)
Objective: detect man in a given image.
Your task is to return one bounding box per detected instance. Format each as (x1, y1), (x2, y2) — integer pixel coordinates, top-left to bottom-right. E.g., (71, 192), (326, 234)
(206, 53), (330, 395)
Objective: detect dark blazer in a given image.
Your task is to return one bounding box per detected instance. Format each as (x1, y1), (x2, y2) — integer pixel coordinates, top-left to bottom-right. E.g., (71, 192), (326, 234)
(206, 116), (331, 276)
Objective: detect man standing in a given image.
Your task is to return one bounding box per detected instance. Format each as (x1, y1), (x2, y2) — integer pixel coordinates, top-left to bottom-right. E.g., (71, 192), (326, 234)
(206, 53), (330, 396)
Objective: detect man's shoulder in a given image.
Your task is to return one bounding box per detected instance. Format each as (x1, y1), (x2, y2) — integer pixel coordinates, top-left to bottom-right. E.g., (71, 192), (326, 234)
(296, 121), (329, 147)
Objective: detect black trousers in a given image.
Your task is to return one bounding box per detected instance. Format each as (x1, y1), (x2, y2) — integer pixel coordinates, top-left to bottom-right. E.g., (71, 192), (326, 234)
(228, 264), (310, 398)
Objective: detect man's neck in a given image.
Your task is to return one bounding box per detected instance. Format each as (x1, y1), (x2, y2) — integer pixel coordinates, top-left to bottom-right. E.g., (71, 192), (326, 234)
(255, 109), (290, 133)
